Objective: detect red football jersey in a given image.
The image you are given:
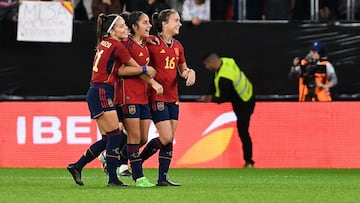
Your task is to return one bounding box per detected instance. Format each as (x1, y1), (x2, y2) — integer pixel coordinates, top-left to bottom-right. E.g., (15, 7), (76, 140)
(90, 37), (131, 86)
(114, 38), (150, 105)
(147, 38), (185, 102)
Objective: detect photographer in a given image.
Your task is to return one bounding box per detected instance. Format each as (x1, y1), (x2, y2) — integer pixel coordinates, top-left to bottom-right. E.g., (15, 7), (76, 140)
(289, 41), (338, 101)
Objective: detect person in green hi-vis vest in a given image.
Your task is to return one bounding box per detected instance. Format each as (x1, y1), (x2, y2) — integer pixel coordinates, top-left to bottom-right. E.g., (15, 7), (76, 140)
(199, 51), (255, 168)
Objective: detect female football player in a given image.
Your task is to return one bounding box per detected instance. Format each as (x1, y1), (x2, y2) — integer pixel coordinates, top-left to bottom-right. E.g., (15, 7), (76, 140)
(140, 9), (196, 186)
(67, 13), (160, 187)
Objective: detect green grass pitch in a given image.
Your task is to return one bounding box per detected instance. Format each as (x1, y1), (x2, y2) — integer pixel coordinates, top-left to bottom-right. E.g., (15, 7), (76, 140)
(1, 168), (359, 202)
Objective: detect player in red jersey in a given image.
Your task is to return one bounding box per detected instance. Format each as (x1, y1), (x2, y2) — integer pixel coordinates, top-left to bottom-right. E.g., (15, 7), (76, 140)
(67, 13), (160, 187)
(114, 11), (161, 187)
(140, 9), (196, 186)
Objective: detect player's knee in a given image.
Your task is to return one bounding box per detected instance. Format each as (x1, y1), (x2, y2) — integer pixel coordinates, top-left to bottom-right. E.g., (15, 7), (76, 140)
(159, 135), (173, 145)
(159, 143), (173, 158)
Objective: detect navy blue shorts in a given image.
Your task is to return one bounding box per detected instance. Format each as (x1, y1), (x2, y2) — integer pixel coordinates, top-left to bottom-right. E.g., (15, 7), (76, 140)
(86, 83), (116, 119)
(151, 101), (179, 123)
(120, 104), (152, 120)
(116, 105), (123, 122)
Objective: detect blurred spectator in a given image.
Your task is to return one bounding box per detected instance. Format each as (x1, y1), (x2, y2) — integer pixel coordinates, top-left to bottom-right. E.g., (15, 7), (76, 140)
(124, 0), (169, 17)
(292, 0), (310, 20)
(319, 0), (340, 21)
(83, 0), (93, 19)
(74, 0), (89, 20)
(146, 0), (170, 17)
(232, 0), (247, 20)
(181, 0), (210, 25)
(165, 0), (184, 12)
(210, 0), (231, 20)
(246, 0), (265, 20)
(123, 0), (145, 11)
(337, 0), (360, 20)
(262, 0), (292, 20)
(0, 0), (19, 22)
(91, 0), (122, 21)
(292, 0), (340, 21)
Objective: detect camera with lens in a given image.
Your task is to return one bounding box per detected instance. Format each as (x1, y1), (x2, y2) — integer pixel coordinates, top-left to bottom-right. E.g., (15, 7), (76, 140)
(300, 60), (326, 101)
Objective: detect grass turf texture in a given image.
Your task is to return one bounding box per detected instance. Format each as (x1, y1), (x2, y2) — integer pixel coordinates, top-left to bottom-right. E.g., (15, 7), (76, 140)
(0, 168), (359, 203)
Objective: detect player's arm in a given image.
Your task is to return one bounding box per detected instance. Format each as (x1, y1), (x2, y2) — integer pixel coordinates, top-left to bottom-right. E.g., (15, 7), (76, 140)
(212, 77), (233, 104)
(145, 35), (160, 45)
(118, 58), (156, 78)
(139, 74), (163, 95)
(118, 58), (163, 94)
(178, 63), (196, 86)
(115, 44), (156, 77)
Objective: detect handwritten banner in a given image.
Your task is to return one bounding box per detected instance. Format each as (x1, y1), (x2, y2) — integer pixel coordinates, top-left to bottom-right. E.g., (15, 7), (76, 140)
(17, 1), (73, 43)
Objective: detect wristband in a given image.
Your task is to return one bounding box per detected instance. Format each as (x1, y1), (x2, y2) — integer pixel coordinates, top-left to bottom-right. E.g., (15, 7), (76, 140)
(142, 65), (147, 73)
(184, 68), (191, 73)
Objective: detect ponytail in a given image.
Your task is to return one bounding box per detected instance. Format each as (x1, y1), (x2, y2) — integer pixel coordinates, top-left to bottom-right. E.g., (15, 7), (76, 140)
(151, 9), (178, 33)
(95, 13), (120, 47)
(96, 13), (106, 46)
(152, 12), (161, 32)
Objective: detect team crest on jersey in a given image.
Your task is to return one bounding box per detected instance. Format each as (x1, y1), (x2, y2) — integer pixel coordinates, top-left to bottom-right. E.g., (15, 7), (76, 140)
(139, 52), (144, 57)
(174, 48), (179, 57)
(157, 102), (165, 111)
(107, 98), (114, 107)
(160, 49), (166, 54)
(128, 105), (136, 115)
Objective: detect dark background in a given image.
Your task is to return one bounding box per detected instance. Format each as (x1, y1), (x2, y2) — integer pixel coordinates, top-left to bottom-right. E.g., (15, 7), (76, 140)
(1, 20), (360, 101)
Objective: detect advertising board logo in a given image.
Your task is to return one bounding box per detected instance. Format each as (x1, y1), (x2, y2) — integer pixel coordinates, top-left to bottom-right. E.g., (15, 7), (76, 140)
(177, 112), (236, 165)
